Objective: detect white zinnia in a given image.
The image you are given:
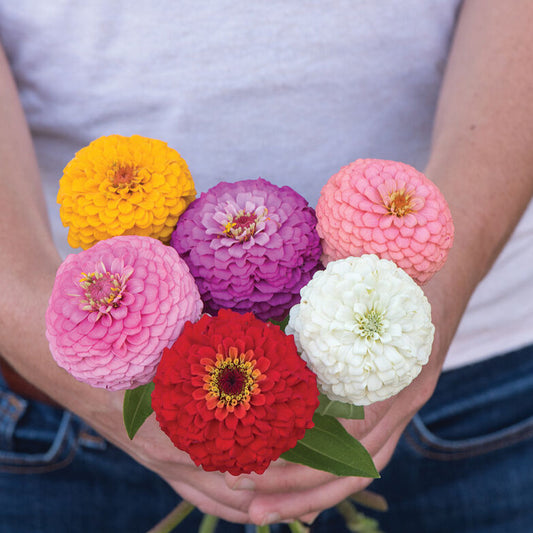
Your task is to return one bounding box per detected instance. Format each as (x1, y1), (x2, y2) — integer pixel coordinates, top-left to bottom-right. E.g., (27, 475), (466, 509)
(286, 254), (434, 405)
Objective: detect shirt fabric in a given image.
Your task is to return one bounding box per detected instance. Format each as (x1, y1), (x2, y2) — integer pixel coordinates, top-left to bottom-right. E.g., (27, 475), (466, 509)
(1, 0), (531, 370)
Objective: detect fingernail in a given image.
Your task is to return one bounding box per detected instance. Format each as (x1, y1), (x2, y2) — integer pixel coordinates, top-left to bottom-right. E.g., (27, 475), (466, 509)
(232, 477), (256, 491)
(261, 512), (281, 525)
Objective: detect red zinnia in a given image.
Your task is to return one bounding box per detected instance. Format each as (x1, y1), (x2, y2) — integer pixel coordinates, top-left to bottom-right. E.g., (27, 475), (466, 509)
(151, 310), (319, 475)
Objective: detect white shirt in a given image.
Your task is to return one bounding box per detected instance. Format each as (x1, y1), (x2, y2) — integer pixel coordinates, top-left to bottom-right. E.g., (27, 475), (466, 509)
(1, 0), (531, 369)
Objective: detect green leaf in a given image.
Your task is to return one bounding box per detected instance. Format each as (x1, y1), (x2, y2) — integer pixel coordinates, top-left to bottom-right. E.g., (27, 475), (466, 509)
(268, 314), (289, 332)
(281, 413), (379, 478)
(123, 382), (155, 439)
(316, 394), (365, 420)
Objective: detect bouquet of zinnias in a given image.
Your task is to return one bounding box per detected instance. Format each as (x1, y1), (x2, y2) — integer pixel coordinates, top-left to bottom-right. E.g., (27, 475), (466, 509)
(46, 135), (453, 532)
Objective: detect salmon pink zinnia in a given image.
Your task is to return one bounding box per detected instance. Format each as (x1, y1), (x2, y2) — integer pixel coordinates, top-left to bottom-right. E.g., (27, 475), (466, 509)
(316, 159), (454, 284)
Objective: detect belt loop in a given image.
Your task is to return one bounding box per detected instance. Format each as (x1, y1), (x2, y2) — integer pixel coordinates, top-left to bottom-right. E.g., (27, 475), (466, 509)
(0, 390), (28, 451)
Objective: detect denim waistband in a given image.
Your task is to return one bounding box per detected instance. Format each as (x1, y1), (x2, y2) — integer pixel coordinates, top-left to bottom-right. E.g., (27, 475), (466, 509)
(403, 342), (533, 462)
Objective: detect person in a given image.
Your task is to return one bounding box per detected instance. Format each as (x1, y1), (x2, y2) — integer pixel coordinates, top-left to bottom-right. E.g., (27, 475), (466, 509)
(1, 1), (532, 532)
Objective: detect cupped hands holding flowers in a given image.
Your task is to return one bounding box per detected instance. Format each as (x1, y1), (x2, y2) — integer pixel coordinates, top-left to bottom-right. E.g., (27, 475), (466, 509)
(47, 138), (455, 531)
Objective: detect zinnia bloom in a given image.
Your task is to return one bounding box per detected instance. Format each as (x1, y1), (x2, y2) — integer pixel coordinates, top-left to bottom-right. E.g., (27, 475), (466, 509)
(152, 309), (319, 475)
(170, 178), (322, 321)
(46, 236), (203, 390)
(316, 159), (454, 284)
(286, 255), (434, 405)
(57, 134), (196, 249)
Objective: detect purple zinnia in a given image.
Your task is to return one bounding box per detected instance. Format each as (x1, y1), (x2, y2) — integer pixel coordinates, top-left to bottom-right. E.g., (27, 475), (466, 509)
(170, 178), (322, 320)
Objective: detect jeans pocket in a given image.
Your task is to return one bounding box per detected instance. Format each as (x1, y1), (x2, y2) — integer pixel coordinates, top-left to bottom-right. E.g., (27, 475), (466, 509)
(0, 388), (79, 474)
(405, 411), (533, 461)
(404, 363), (533, 461)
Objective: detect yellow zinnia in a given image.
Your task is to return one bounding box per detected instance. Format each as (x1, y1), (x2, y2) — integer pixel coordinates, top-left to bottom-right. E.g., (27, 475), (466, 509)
(57, 134), (196, 249)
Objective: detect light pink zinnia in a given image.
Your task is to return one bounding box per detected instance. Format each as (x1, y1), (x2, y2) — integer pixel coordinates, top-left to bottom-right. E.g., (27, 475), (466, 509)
(316, 159), (454, 284)
(46, 235), (203, 390)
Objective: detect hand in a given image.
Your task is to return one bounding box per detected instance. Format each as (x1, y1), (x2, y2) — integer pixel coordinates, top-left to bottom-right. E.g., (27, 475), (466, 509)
(223, 278), (450, 526)
(75, 387), (259, 524)
(223, 357), (440, 526)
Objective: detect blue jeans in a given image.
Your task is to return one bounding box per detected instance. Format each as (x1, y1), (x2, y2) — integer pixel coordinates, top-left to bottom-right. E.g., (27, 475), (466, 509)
(0, 372), (251, 533)
(1, 344), (532, 532)
(315, 343), (533, 532)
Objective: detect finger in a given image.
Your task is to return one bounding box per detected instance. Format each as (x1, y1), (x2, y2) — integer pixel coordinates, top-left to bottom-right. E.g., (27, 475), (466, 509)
(299, 511), (320, 526)
(225, 460), (336, 494)
(358, 415), (407, 469)
(130, 419), (258, 514)
(224, 409), (396, 496)
(246, 474), (370, 526)
(246, 436), (399, 525)
(248, 432), (402, 524)
(225, 404), (402, 498)
(167, 468), (256, 515)
(340, 398), (396, 441)
(169, 479), (252, 524)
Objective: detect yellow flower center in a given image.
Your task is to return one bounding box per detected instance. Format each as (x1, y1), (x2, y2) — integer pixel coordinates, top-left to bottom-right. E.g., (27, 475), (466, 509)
(386, 189), (414, 217)
(204, 347), (262, 410)
(356, 308), (384, 340)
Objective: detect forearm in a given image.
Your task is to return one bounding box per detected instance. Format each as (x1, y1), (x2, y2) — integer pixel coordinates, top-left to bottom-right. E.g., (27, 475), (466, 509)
(0, 46), (259, 523)
(242, 8), (533, 518)
(422, 0), (533, 362)
(0, 46), (78, 402)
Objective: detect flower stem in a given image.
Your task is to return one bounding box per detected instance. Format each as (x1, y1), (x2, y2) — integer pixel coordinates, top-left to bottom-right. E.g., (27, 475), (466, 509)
(336, 499), (384, 533)
(199, 514), (219, 533)
(349, 490), (388, 512)
(146, 501), (196, 533)
(255, 525), (271, 533)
